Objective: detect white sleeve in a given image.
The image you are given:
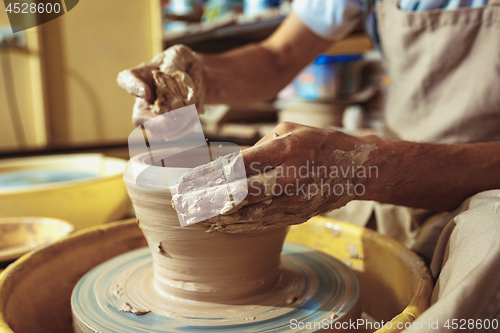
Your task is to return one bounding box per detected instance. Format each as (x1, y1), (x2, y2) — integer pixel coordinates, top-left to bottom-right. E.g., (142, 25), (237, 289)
(292, 0), (364, 41)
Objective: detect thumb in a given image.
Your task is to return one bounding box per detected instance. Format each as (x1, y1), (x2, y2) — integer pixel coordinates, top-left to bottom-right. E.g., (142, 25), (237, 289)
(117, 69), (154, 103)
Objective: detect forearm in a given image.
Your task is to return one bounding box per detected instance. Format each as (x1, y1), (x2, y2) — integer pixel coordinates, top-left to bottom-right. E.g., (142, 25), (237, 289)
(200, 12), (332, 105)
(200, 44), (298, 105)
(363, 137), (500, 212)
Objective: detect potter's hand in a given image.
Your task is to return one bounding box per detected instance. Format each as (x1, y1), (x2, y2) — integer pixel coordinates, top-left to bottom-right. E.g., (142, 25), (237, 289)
(117, 44), (205, 129)
(174, 122), (378, 233)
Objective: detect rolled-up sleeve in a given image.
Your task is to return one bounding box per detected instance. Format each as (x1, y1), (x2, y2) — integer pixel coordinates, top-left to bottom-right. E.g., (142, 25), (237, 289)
(292, 0), (364, 41)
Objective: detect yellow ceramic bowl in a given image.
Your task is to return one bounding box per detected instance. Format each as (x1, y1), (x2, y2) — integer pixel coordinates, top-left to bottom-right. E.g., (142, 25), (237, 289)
(0, 154), (131, 230)
(287, 216), (433, 332)
(0, 217), (432, 333)
(0, 217), (74, 262)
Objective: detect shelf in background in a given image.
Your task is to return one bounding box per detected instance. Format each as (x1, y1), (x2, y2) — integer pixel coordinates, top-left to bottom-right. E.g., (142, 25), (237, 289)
(164, 11), (286, 53)
(164, 11), (373, 54)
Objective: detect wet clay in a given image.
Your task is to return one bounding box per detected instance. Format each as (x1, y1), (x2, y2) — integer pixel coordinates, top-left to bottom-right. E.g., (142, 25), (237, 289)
(107, 248), (310, 319)
(174, 142), (377, 234)
(123, 152), (288, 304)
(72, 150), (362, 332)
(72, 243), (362, 333)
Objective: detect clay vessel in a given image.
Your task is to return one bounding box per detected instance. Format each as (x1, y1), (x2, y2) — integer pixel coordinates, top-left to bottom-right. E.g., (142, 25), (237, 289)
(123, 149), (288, 302)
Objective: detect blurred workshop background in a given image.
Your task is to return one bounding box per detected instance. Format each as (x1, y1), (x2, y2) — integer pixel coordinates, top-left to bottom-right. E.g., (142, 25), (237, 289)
(0, 0), (385, 156)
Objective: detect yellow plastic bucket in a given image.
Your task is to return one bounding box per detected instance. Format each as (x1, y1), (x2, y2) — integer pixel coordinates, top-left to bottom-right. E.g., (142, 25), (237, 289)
(0, 154), (130, 230)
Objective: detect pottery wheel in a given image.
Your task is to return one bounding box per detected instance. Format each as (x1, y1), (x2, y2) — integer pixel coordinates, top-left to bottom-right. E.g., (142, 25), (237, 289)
(72, 243), (360, 333)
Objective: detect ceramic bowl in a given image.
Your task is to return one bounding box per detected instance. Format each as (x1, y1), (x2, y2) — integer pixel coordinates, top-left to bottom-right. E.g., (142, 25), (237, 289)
(0, 217), (74, 262)
(0, 154), (130, 230)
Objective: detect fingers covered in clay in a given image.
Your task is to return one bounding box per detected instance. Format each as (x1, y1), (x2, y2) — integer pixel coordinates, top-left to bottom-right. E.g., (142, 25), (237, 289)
(172, 148), (284, 219)
(173, 122), (378, 233)
(117, 44), (205, 124)
(132, 98), (154, 127)
(117, 52), (165, 103)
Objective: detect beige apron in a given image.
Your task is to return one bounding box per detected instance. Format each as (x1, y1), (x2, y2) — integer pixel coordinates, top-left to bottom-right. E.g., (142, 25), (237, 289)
(378, 0), (500, 144)
(327, 0), (500, 330)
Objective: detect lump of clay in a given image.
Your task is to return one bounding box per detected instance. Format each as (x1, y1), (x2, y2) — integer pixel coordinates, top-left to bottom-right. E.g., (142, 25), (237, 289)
(117, 44), (204, 114)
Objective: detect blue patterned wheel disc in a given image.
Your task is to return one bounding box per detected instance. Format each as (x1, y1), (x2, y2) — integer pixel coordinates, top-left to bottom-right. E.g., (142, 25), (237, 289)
(72, 243), (360, 333)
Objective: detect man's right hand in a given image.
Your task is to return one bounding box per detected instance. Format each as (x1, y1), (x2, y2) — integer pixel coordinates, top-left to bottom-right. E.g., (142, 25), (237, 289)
(173, 122), (380, 233)
(117, 44), (205, 129)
